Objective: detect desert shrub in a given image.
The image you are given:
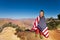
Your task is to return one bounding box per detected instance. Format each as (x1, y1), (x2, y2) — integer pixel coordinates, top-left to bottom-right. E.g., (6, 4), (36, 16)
(0, 23), (8, 32)
(16, 27), (22, 32)
(57, 24), (60, 28)
(47, 22), (57, 30)
(0, 27), (3, 32)
(25, 29), (30, 31)
(47, 18), (58, 30)
(16, 27), (26, 32)
(0, 22), (20, 33)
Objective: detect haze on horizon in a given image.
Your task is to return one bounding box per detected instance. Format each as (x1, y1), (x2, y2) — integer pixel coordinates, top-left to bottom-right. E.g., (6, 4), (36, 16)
(0, 0), (60, 19)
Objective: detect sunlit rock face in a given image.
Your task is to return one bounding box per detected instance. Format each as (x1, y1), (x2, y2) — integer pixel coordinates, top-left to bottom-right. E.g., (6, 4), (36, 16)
(0, 27), (20, 40)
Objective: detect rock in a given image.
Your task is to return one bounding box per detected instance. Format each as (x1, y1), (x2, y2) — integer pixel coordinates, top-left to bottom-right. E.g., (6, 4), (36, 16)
(0, 27), (20, 40)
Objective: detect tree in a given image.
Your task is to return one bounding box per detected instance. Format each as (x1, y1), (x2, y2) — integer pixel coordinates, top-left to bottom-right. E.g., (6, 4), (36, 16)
(58, 14), (60, 20)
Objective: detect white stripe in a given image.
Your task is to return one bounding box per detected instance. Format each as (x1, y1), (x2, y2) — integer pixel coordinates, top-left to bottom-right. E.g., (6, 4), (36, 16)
(34, 25), (35, 28)
(35, 28), (37, 30)
(33, 25), (37, 30)
(36, 21), (38, 26)
(42, 27), (48, 33)
(44, 30), (48, 35)
(38, 16), (40, 21)
(33, 27), (37, 30)
(46, 33), (49, 37)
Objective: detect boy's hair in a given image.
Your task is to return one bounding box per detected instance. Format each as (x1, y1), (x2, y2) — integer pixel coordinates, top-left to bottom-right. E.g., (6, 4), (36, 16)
(40, 10), (44, 13)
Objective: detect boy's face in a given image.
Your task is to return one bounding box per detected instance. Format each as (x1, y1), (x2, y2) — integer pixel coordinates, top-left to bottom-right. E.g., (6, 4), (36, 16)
(40, 12), (44, 17)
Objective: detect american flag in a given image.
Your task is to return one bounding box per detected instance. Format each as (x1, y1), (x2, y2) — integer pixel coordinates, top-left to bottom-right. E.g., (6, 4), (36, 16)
(32, 16), (49, 38)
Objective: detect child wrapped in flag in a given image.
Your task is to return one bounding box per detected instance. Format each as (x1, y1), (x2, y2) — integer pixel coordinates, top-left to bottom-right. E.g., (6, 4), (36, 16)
(31, 10), (49, 38)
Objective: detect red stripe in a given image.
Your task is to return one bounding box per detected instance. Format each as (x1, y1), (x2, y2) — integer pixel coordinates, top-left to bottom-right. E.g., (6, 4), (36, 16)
(43, 33), (49, 38)
(44, 29), (48, 34)
(43, 27), (48, 33)
(36, 17), (39, 24)
(34, 17), (38, 28)
(45, 32), (49, 38)
(34, 22), (36, 27)
(45, 32), (49, 36)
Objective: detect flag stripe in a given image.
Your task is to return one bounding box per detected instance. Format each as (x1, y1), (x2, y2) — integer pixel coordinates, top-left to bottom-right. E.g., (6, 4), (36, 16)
(42, 27), (48, 33)
(36, 21), (38, 26)
(44, 29), (48, 33)
(44, 30), (48, 35)
(45, 32), (49, 36)
(32, 16), (40, 30)
(46, 33), (49, 38)
(38, 16), (40, 21)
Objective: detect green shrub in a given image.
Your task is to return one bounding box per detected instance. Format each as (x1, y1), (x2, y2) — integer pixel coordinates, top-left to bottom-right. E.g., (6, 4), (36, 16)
(57, 14), (60, 20)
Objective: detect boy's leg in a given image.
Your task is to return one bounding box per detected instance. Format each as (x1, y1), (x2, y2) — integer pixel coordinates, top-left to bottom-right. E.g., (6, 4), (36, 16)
(35, 28), (43, 40)
(39, 31), (43, 39)
(35, 28), (39, 37)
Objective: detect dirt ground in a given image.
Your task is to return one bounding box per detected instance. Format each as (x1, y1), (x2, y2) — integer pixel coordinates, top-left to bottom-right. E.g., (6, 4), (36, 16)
(0, 27), (60, 40)
(16, 30), (60, 40)
(43, 30), (60, 40)
(0, 27), (20, 40)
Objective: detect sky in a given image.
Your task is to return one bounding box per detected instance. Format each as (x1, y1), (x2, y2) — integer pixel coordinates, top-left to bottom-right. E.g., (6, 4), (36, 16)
(0, 0), (60, 19)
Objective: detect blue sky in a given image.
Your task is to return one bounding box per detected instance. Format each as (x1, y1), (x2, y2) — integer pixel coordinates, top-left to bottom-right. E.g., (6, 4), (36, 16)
(0, 0), (60, 19)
